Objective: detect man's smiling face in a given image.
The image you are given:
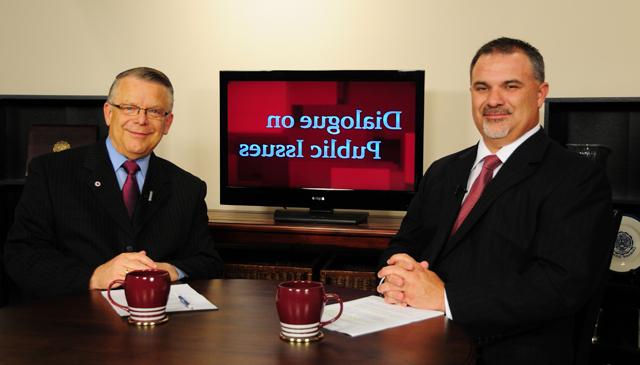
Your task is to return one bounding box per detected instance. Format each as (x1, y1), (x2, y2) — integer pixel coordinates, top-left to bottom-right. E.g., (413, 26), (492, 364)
(470, 51), (548, 152)
(103, 76), (174, 160)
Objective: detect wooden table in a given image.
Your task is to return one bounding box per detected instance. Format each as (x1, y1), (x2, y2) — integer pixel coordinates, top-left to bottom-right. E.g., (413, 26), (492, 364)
(0, 279), (474, 365)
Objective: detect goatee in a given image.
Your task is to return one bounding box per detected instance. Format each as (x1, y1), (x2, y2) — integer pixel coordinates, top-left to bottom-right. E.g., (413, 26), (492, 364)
(482, 119), (510, 139)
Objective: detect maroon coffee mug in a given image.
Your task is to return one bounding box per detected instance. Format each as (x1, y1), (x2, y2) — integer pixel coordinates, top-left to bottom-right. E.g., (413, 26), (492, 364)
(276, 281), (343, 341)
(107, 269), (170, 325)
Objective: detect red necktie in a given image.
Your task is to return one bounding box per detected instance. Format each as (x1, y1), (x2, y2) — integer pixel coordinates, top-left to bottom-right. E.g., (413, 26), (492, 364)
(122, 160), (140, 219)
(450, 154), (502, 235)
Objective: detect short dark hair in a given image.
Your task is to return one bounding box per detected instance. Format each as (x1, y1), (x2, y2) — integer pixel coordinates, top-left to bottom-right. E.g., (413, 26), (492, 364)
(107, 67), (174, 108)
(470, 37), (545, 82)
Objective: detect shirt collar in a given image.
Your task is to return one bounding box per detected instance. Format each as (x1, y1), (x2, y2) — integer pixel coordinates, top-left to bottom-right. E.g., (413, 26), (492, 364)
(473, 124), (541, 167)
(105, 137), (151, 175)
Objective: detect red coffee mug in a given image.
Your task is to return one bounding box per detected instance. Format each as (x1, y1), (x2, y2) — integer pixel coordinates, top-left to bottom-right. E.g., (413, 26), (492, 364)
(107, 269), (170, 325)
(276, 281), (343, 342)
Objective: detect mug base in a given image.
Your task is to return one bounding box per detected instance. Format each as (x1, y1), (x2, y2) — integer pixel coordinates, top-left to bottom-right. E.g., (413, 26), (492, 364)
(127, 314), (169, 326)
(280, 331), (324, 343)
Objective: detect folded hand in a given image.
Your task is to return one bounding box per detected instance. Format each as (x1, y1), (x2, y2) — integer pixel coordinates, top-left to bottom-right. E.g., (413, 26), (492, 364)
(89, 250), (157, 290)
(376, 253), (445, 311)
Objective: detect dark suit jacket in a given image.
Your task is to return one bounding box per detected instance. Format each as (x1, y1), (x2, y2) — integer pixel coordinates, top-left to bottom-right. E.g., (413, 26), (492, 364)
(381, 130), (612, 365)
(4, 141), (223, 299)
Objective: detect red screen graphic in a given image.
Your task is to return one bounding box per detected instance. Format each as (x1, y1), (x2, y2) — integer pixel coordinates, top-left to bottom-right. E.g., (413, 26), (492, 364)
(226, 80), (417, 191)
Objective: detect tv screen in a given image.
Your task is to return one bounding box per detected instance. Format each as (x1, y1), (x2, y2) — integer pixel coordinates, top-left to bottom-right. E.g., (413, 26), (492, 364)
(220, 70), (424, 224)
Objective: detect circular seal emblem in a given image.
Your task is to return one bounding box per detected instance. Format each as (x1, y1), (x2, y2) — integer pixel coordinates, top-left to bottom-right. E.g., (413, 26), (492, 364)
(613, 231), (635, 259)
(52, 140), (71, 153)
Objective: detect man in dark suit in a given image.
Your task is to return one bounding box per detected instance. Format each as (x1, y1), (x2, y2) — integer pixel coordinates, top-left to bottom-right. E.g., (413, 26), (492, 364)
(4, 67), (223, 298)
(377, 38), (612, 364)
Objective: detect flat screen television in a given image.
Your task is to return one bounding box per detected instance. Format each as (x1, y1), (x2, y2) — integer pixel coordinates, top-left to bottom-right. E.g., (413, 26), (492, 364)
(220, 70), (425, 224)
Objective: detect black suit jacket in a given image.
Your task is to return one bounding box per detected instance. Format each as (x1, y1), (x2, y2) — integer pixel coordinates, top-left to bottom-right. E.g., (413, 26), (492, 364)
(381, 130), (612, 364)
(4, 141), (223, 298)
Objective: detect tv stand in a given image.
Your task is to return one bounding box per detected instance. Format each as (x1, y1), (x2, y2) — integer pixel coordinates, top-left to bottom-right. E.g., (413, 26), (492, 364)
(274, 209), (368, 225)
(207, 210), (401, 291)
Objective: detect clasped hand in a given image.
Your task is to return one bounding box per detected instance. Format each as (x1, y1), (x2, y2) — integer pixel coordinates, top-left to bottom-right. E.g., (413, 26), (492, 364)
(376, 253), (445, 311)
(89, 250), (178, 289)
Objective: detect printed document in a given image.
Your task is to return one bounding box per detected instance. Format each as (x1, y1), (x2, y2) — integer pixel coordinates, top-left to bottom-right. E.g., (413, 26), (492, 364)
(102, 283), (217, 317)
(321, 295), (443, 337)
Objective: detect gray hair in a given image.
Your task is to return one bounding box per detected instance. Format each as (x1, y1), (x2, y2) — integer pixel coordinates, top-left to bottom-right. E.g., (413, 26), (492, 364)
(107, 67), (174, 109)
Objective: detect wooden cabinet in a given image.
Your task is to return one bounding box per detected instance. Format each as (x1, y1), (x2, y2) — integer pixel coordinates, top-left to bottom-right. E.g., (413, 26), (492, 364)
(207, 210), (401, 290)
(208, 210), (400, 249)
(0, 95), (106, 241)
(545, 98), (640, 364)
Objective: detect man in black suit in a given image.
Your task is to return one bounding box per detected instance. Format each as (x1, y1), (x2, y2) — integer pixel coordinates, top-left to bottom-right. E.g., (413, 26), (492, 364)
(4, 67), (223, 298)
(377, 38), (612, 364)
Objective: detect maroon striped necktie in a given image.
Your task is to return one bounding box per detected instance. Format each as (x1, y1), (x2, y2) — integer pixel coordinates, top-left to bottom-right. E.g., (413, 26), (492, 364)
(450, 154), (502, 235)
(122, 160), (140, 219)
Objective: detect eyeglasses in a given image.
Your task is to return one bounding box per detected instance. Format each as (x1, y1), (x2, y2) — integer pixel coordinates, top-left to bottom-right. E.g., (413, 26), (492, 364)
(108, 103), (170, 120)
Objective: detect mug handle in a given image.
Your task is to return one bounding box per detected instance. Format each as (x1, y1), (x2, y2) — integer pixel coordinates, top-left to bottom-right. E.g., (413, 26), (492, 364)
(320, 293), (343, 327)
(106, 279), (130, 312)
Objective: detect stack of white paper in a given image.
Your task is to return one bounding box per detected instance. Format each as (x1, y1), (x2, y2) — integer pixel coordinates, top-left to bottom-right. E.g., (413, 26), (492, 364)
(321, 295), (443, 337)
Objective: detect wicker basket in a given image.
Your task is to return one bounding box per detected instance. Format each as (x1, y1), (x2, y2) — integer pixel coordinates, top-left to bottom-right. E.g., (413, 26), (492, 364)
(224, 262), (313, 281)
(320, 252), (380, 292)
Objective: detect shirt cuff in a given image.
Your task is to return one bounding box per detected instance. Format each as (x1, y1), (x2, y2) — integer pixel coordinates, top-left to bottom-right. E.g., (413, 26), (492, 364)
(444, 288), (453, 320)
(175, 266), (187, 280)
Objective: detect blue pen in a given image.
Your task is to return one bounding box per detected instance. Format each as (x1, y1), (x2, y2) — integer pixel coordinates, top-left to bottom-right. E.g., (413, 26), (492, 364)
(178, 295), (194, 310)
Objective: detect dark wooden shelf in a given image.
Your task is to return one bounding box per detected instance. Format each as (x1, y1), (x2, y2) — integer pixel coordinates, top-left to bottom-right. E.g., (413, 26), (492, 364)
(544, 97), (640, 209)
(0, 178), (25, 187)
(0, 95), (107, 180)
(208, 210), (401, 249)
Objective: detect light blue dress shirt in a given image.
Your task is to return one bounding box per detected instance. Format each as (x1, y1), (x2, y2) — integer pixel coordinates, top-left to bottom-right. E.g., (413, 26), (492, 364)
(105, 137), (149, 192)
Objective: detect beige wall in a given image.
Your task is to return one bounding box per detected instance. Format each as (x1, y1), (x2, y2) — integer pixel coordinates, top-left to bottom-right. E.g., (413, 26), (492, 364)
(1, 0), (639, 213)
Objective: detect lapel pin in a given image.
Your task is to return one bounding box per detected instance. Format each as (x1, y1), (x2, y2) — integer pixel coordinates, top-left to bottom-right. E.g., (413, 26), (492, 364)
(94, 181), (101, 187)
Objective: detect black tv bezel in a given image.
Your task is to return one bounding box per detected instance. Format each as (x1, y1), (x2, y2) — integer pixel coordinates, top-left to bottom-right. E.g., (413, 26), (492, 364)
(219, 70), (425, 212)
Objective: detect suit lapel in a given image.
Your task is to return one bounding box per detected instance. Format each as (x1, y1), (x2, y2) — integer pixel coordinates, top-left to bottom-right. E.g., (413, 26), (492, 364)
(84, 142), (133, 235)
(133, 154), (171, 235)
(440, 130), (550, 259)
(422, 146), (477, 263)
